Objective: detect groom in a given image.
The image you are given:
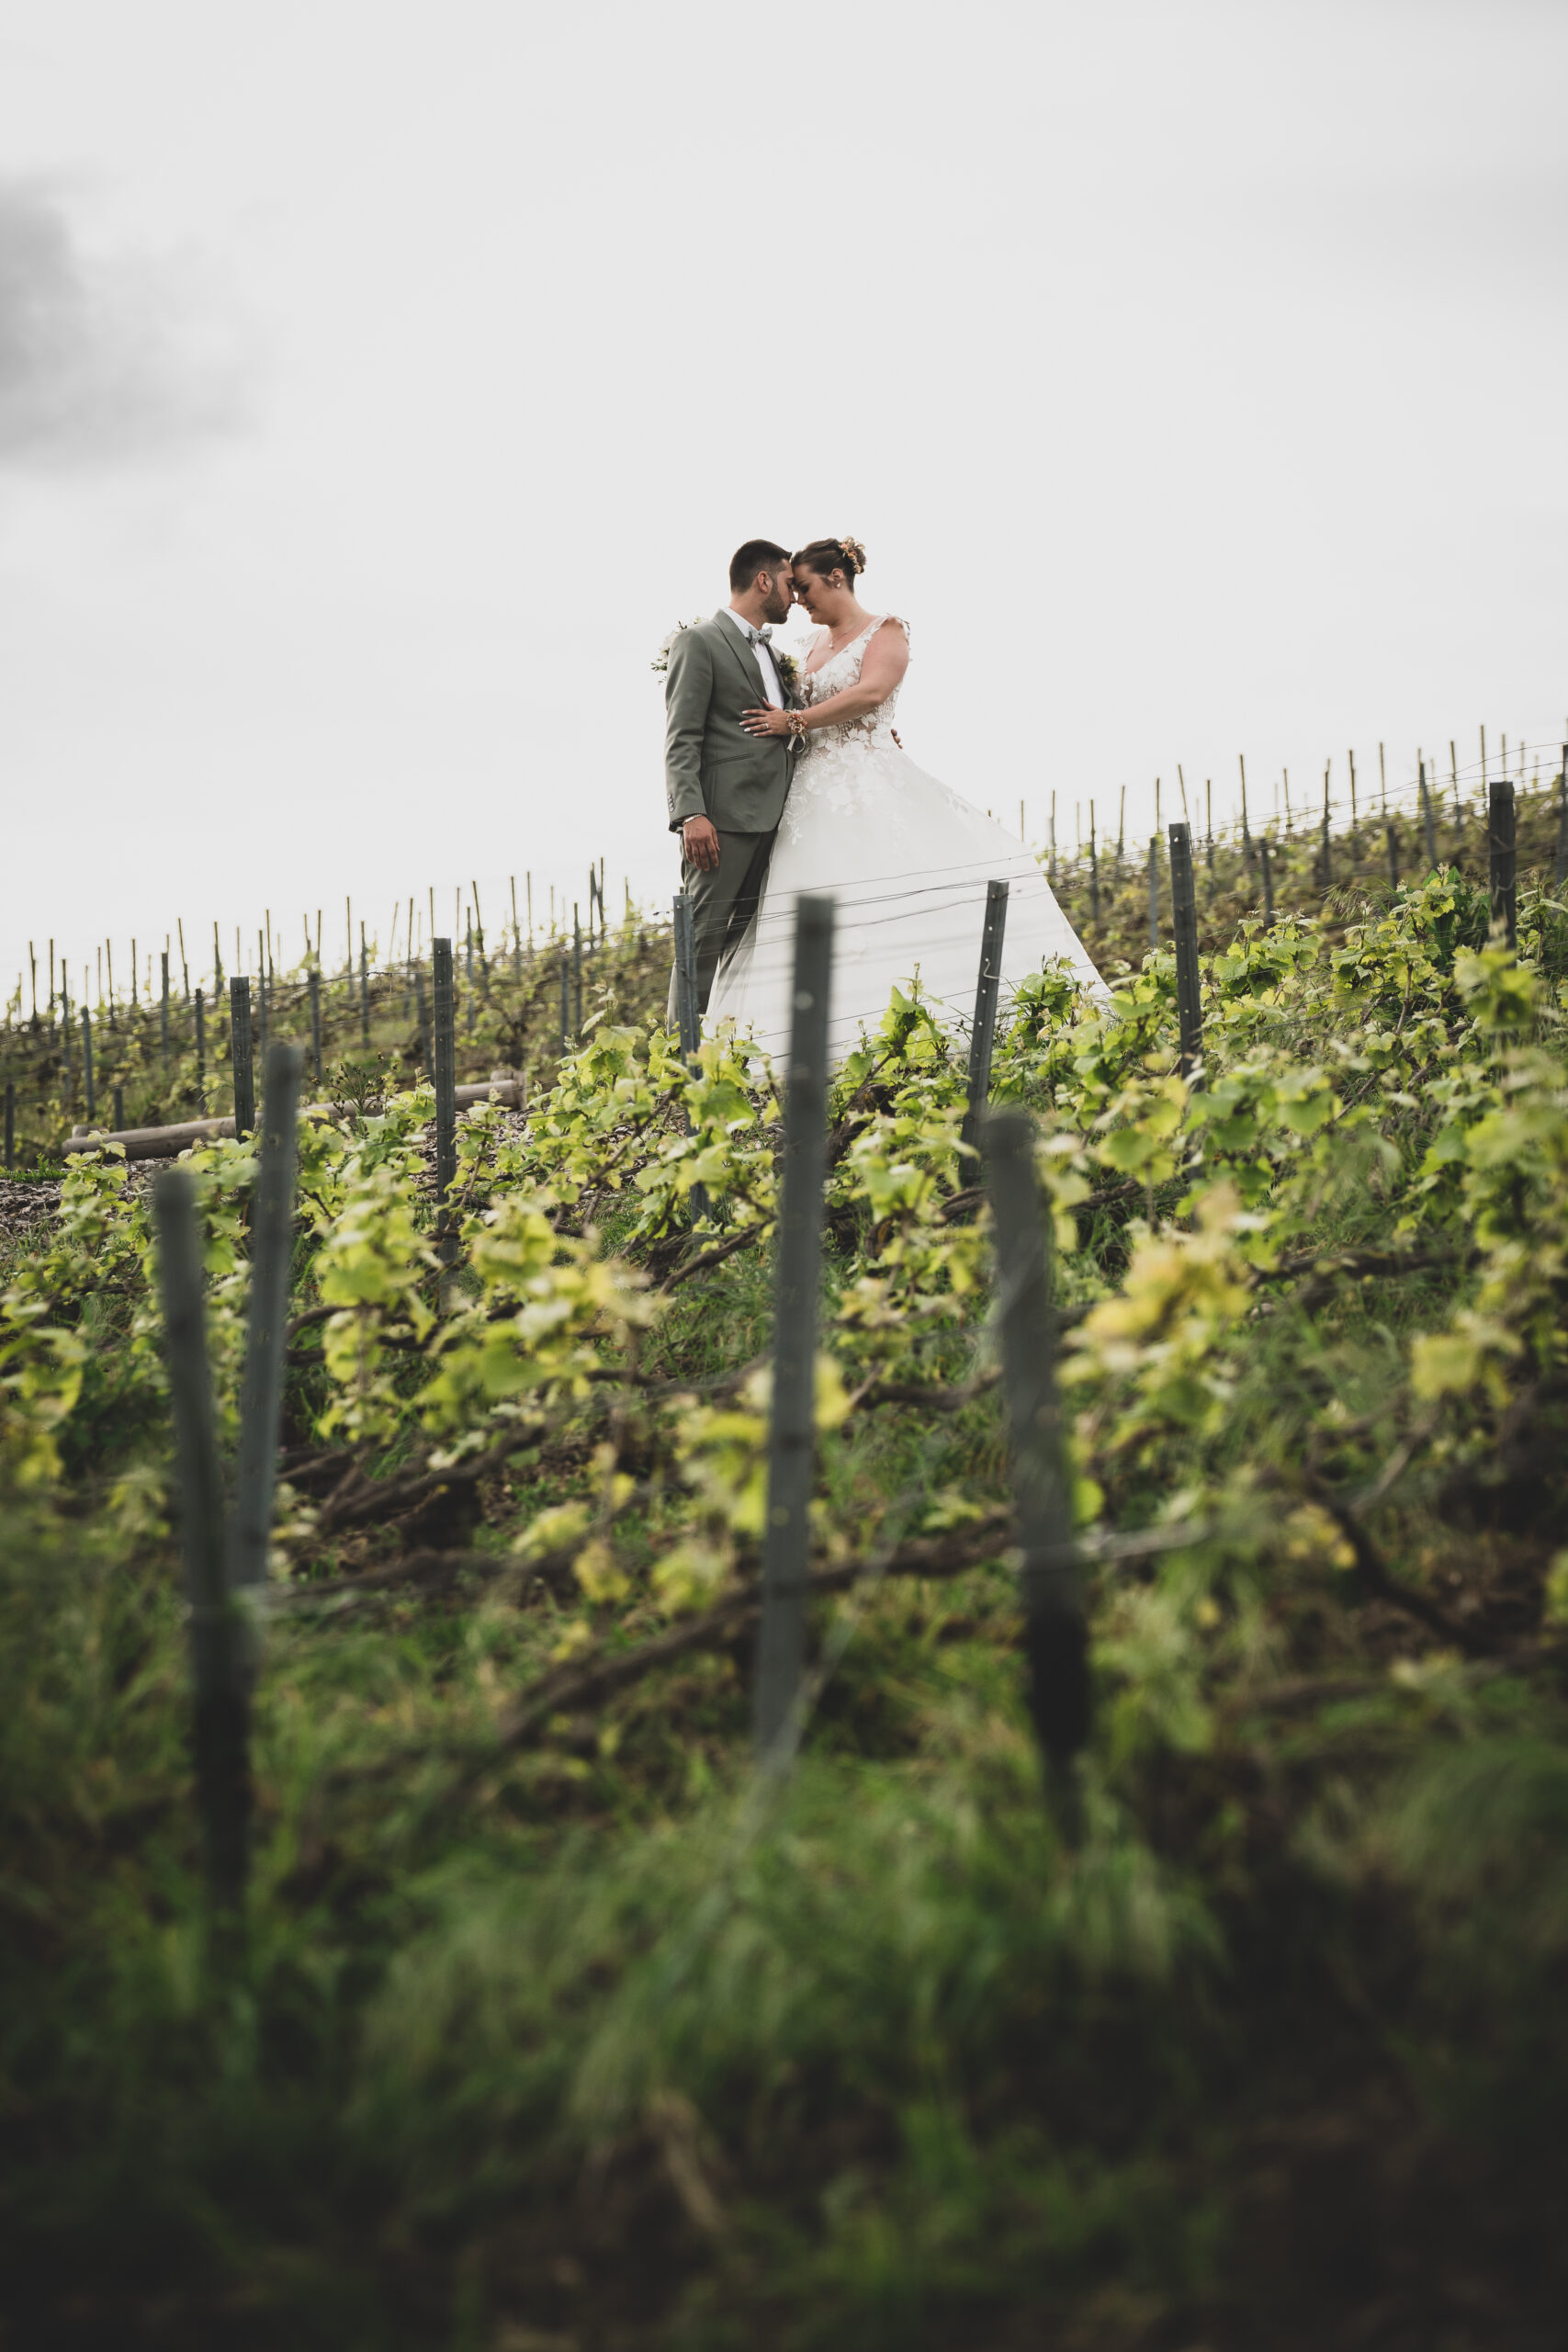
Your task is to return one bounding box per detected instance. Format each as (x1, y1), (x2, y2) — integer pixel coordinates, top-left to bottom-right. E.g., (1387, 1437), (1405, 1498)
(665, 538), (797, 1017)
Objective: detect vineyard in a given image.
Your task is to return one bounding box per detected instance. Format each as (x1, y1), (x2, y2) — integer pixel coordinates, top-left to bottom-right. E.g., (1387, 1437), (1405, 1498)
(5, 769), (1568, 2349)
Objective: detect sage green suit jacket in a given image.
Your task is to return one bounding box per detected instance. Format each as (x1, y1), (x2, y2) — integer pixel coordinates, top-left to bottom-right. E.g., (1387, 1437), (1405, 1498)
(664, 613), (794, 837)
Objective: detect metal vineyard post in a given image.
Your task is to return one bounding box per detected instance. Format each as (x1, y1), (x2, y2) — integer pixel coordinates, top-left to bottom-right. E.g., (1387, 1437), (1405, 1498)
(1261, 837), (1274, 928)
(671, 893), (701, 1065)
(1387, 822), (1399, 890)
(229, 1043), (303, 1595)
(982, 1105), (1089, 1784)
(754, 893), (835, 1761)
(1421, 761), (1438, 869)
(309, 967), (322, 1087)
(1555, 747), (1568, 891)
(1489, 780), (1517, 948)
(671, 893), (707, 1224)
(960, 879), (1010, 1163)
(81, 1008), (96, 1124)
(1320, 769), (1332, 888)
(1168, 821), (1202, 1080)
(1147, 836), (1160, 952)
(432, 938), (457, 1199)
(153, 1167), (252, 1911)
(433, 937), (458, 1295)
(230, 978), (255, 1140)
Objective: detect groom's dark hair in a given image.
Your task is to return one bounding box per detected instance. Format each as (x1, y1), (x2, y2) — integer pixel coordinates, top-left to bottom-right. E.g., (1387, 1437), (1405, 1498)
(728, 538), (790, 592)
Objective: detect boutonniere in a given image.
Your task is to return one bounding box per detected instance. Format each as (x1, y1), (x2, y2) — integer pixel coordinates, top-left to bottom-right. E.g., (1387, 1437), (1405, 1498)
(773, 647), (801, 702)
(650, 618), (703, 674)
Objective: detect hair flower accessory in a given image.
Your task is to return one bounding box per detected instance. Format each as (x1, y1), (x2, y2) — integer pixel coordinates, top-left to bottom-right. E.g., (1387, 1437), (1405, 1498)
(838, 536), (866, 571)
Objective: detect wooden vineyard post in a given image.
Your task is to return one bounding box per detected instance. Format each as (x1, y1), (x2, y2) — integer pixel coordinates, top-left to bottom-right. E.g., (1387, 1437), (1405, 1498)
(1168, 823), (1202, 1080)
(1260, 837), (1275, 928)
(1489, 780), (1517, 949)
(194, 988), (206, 1100)
(754, 894), (835, 1762)
(161, 951), (171, 1062)
(1555, 746), (1568, 892)
(153, 1168), (252, 1911)
(81, 1008), (96, 1125)
(229, 1043), (303, 1593)
(4, 1080), (12, 1170)
(573, 905), (583, 1036)
(255, 938), (268, 1057)
(511, 876), (521, 980)
(306, 967), (322, 1088)
(982, 1106), (1089, 1787)
(1089, 803), (1100, 927)
(360, 928), (370, 1049)
(229, 978), (255, 1140)
(558, 954), (569, 1057)
(960, 879), (1010, 1162)
(1147, 836), (1160, 954)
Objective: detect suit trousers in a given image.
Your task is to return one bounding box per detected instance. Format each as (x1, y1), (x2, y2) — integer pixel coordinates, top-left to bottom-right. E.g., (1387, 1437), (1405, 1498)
(668, 827), (777, 1021)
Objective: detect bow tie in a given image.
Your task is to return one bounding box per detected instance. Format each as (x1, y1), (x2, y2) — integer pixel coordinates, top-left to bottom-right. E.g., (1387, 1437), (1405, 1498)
(745, 623), (773, 645)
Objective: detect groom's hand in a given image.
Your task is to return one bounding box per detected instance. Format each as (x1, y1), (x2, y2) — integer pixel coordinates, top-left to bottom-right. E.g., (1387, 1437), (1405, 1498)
(682, 815), (720, 873)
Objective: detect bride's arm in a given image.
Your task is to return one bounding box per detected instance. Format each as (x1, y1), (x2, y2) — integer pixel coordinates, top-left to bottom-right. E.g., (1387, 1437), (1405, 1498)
(740, 621), (909, 738)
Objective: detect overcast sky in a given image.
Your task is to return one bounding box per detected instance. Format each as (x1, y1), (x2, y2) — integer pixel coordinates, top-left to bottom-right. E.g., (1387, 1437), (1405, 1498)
(2, 0), (1565, 1004)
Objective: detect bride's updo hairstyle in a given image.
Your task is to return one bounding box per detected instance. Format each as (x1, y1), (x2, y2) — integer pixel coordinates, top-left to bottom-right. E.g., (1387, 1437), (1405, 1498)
(792, 536), (866, 588)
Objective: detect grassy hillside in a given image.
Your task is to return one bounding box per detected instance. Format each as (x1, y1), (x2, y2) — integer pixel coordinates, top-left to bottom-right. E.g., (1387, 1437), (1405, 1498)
(3, 797), (1568, 2348)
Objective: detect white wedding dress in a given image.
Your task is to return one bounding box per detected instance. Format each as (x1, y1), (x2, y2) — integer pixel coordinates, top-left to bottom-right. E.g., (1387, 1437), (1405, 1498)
(706, 616), (1108, 1067)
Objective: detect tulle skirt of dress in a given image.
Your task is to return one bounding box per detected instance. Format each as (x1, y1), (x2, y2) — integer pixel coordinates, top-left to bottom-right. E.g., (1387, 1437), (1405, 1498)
(705, 733), (1109, 1068)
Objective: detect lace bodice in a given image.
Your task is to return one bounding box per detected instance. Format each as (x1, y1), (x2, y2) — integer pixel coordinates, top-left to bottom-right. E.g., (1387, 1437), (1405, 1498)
(798, 615), (908, 752)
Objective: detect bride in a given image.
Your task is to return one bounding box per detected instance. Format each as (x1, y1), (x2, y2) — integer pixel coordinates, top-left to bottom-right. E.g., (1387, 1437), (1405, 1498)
(705, 536), (1109, 1065)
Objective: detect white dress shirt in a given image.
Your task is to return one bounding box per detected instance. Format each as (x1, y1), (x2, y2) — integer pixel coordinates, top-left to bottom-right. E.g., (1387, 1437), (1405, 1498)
(723, 605), (784, 710)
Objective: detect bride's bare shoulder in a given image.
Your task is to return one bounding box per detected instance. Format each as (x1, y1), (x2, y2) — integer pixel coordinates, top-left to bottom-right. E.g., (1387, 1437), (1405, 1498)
(862, 615), (911, 678)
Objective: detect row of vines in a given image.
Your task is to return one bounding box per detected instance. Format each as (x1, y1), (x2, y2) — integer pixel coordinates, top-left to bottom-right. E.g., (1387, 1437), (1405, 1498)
(5, 841), (1568, 2347)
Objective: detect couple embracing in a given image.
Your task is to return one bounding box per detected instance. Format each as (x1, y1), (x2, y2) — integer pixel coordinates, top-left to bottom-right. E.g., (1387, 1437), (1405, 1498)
(663, 536), (1105, 1069)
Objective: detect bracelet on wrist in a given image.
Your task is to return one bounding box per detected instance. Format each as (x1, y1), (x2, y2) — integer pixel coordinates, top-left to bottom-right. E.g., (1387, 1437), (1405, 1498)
(786, 710), (808, 741)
